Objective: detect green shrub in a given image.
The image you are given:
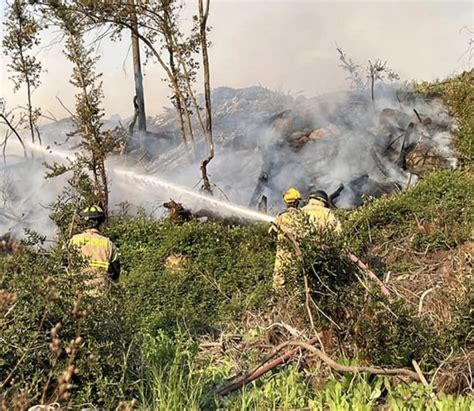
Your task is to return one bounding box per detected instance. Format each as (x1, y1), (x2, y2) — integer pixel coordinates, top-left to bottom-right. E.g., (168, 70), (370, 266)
(0, 236), (138, 408)
(106, 217), (274, 334)
(345, 169), (473, 255)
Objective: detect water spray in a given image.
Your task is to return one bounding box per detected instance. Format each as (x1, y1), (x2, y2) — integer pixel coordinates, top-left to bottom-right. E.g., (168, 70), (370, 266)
(25, 142), (275, 223)
(114, 169), (275, 223)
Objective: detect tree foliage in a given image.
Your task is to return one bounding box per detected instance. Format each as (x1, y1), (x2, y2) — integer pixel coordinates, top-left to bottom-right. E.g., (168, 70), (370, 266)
(44, 4), (121, 222)
(2, 0), (43, 148)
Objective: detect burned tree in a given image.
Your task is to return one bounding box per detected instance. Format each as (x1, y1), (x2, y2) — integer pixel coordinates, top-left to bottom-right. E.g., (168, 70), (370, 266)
(128, 0), (147, 143)
(367, 59), (400, 103)
(198, 0), (214, 193)
(2, 0), (43, 151)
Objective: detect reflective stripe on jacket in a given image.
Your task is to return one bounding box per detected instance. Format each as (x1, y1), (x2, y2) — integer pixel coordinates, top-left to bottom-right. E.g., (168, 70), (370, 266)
(301, 199), (342, 233)
(70, 228), (118, 271)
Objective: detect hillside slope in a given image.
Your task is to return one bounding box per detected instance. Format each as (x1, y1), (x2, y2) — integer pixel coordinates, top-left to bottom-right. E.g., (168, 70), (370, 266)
(1, 72), (472, 409)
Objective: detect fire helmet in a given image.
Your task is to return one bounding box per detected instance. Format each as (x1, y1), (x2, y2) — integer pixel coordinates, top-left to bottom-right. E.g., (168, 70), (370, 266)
(81, 205), (105, 222)
(309, 190), (329, 205)
(283, 188), (302, 204)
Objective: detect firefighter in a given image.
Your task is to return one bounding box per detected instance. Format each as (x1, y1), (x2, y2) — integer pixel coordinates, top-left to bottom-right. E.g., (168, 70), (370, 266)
(269, 188), (302, 291)
(70, 206), (120, 293)
(301, 190), (341, 233)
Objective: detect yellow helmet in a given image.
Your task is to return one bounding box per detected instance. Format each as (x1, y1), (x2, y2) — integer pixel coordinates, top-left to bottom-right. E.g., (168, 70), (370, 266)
(283, 188), (302, 204)
(80, 205), (105, 220)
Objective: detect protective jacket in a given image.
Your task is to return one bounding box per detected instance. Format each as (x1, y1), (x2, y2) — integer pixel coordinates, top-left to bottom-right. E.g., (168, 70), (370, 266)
(270, 207), (302, 290)
(301, 199), (341, 233)
(70, 228), (120, 288)
(270, 207), (301, 240)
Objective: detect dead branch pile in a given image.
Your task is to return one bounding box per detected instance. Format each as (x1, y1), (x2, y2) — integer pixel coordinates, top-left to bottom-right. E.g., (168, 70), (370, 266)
(392, 242), (473, 326)
(197, 320), (425, 397)
(146, 86), (457, 210)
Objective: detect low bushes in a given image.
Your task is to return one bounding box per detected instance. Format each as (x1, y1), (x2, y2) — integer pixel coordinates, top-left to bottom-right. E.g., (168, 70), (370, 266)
(0, 237), (137, 409)
(106, 217), (274, 334)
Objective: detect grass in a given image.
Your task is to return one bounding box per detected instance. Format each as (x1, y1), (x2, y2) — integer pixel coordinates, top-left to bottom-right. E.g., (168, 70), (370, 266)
(134, 329), (473, 410)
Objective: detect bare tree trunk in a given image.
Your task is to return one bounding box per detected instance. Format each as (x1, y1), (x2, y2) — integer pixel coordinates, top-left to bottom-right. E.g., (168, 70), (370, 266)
(183, 99), (196, 154)
(168, 43), (193, 157)
(128, 95), (139, 136)
(98, 159), (108, 218)
(371, 73), (375, 103)
(26, 79), (36, 145)
(198, 0), (214, 193)
(129, 0), (146, 140)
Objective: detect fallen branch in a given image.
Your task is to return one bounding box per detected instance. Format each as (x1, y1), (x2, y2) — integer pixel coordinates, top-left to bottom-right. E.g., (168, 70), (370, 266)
(216, 336), (320, 396)
(289, 341), (420, 381)
(412, 359), (430, 387)
(217, 337), (421, 396)
(413, 359), (437, 399)
(347, 253), (391, 297)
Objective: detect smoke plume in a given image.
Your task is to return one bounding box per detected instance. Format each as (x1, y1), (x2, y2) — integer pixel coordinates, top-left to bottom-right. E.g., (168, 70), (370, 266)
(0, 82), (457, 239)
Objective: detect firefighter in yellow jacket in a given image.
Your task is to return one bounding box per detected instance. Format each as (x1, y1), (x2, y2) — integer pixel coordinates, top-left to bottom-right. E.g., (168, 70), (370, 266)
(269, 188), (303, 291)
(301, 190), (341, 233)
(70, 206), (120, 293)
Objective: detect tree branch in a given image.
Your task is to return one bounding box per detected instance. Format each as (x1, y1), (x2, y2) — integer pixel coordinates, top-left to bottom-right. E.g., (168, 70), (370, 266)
(0, 114), (27, 158)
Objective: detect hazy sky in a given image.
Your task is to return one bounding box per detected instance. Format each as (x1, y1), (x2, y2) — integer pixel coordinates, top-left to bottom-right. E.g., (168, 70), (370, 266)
(1, 0), (473, 121)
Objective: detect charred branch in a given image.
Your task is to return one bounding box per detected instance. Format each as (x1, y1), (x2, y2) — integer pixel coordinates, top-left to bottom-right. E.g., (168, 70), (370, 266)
(0, 114), (27, 159)
(328, 184), (344, 209)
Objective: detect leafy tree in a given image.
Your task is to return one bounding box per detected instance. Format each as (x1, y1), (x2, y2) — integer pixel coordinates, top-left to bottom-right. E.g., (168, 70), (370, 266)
(2, 0), (43, 151)
(66, 1), (215, 173)
(45, 5), (120, 223)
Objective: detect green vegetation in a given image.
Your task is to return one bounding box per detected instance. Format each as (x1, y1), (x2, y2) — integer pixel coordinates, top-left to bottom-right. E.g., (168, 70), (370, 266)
(0, 237), (137, 408)
(415, 70), (474, 163)
(345, 169), (473, 254)
(1, 72), (473, 408)
(107, 218), (274, 333)
(136, 331), (472, 410)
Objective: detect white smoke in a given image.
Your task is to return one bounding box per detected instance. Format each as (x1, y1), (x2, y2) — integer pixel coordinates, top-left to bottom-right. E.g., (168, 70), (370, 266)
(0, 83), (457, 239)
